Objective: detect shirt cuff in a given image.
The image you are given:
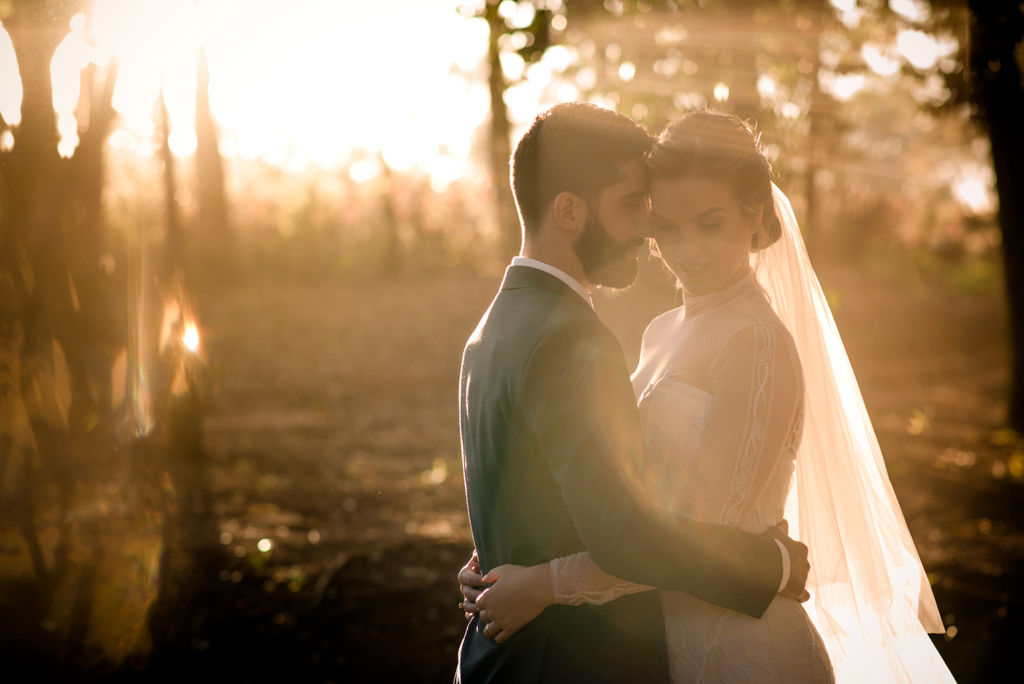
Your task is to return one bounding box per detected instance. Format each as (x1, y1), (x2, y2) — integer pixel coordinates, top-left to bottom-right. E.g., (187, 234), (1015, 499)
(774, 539), (791, 593)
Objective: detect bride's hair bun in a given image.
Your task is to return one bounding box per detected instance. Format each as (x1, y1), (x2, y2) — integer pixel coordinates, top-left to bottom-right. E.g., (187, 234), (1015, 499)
(647, 111), (782, 250)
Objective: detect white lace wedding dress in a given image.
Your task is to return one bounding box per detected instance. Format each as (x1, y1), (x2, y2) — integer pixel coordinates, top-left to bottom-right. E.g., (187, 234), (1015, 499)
(550, 272), (835, 684)
(550, 186), (957, 683)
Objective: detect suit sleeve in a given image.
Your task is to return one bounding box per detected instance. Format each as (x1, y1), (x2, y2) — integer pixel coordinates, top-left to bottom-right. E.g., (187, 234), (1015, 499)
(522, 317), (782, 618)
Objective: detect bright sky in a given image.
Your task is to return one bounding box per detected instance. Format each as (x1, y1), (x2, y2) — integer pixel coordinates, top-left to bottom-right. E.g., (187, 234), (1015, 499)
(0, 0), (502, 189)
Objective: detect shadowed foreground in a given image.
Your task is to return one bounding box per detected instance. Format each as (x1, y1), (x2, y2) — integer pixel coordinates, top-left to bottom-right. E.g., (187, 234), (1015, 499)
(5, 268), (1020, 683)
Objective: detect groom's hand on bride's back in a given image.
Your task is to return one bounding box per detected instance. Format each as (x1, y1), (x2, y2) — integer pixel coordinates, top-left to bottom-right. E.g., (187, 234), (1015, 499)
(767, 520), (811, 603)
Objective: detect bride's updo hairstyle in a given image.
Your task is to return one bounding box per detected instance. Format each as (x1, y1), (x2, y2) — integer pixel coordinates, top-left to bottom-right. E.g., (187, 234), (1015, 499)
(647, 111), (782, 251)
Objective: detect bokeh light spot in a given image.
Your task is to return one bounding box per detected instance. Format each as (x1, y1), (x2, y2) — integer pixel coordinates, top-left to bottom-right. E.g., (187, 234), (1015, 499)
(422, 458), (448, 485)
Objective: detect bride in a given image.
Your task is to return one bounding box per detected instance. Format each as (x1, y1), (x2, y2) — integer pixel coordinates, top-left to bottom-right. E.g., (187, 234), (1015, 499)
(460, 111), (956, 683)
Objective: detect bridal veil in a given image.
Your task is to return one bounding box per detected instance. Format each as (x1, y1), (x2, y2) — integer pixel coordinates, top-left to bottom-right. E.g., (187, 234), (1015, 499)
(759, 184), (955, 683)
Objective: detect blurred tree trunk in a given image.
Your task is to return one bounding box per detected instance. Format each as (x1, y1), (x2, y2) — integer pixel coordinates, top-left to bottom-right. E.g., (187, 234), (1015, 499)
(968, 0), (1024, 430)
(803, 9), (830, 261)
(194, 45), (233, 279)
(485, 7), (522, 263)
(1, 0), (90, 619)
(66, 61), (118, 281)
(66, 59), (119, 415)
(2, 4), (66, 254)
(159, 87), (184, 274)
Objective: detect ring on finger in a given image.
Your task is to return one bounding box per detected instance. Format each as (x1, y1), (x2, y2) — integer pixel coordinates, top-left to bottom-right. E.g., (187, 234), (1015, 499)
(483, 624), (496, 638)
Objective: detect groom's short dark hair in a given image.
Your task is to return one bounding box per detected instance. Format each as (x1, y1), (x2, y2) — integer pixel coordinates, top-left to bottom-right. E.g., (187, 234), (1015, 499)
(511, 103), (653, 237)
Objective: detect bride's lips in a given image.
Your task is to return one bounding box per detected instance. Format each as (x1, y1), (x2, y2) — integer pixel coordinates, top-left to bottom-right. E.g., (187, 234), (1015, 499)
(679, 262), (712, 276)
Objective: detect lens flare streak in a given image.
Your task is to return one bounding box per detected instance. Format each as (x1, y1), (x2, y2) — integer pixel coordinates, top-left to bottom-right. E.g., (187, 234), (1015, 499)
(127, 228), (154, 438)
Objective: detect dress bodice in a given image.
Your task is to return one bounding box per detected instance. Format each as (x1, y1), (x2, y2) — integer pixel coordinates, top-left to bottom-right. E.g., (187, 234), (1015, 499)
(637, 380), (713, 516)
(628, 272), (804, 533)
(637, 376), (797, 535)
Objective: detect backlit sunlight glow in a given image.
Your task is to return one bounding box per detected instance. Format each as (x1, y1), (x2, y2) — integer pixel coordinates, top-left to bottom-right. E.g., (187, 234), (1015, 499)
(952, 165), (997, 216)
(195, 0), (491, 188)
(1, 1), (499, 189)
(0, 24), (21, 126)
(0, 1), (986, 214)
(757, 74), (777, 100)
(896, 30), (958, 71)
(829, 0), (866, 29)
(889, 0), (931, 24)
(820, 70), (866, 102)
(861, 44), (901, 77)
(51, 14), (100, 157)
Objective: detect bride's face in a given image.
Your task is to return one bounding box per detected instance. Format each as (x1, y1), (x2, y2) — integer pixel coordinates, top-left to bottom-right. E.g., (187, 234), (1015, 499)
(649, 175), (756, 297)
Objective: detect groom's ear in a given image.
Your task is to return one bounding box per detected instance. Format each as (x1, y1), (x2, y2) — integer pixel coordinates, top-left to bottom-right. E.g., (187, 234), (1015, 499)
(552, 191), (588, 236)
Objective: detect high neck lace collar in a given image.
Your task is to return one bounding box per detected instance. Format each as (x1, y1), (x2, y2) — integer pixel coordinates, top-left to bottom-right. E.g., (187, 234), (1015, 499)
(682, 271), (762, 319)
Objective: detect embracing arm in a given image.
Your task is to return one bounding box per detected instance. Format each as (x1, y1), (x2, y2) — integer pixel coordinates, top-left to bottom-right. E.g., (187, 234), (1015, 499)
(523, 318), (784, 618)
(545, 325), (803, 607)
(549, 551), (654, 605)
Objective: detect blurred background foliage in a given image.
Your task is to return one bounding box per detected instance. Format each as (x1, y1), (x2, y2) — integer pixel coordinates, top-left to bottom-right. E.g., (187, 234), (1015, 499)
(0, 0), (1022, 680)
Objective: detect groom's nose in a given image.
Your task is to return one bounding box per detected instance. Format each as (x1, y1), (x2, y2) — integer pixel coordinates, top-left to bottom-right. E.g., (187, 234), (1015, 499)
(639, 198), (654, 239)
(637, 217), (654, 240)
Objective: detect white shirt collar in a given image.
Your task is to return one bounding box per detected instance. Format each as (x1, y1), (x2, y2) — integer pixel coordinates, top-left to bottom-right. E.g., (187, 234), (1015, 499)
(511, 257), (594, 309)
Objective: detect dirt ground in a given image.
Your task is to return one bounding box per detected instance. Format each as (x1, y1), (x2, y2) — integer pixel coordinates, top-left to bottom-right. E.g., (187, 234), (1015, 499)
(103, 262), (1022, 683)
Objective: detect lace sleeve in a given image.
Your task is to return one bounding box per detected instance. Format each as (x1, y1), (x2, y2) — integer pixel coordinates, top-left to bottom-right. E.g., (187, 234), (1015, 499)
(695, 323), (804, 528)
(550, 552), (655, 606)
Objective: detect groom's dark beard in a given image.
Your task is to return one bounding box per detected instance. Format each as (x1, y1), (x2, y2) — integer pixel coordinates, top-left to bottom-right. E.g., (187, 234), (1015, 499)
(574, 213), (645, 289)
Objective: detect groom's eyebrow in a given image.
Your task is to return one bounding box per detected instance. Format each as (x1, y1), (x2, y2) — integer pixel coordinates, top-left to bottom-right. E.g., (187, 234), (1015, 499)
(621, 190), (648, 201)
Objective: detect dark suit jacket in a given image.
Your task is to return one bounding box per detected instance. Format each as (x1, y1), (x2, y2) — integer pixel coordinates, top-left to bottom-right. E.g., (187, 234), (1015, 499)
(456, 265), (782, 684)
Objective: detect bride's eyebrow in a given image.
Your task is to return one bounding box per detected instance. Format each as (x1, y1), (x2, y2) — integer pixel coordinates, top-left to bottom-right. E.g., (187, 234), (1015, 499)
(694, 206), (725, 218)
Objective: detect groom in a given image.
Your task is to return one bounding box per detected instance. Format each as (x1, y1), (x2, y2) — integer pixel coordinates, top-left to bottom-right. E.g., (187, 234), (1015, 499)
(456, 103), (808, 683)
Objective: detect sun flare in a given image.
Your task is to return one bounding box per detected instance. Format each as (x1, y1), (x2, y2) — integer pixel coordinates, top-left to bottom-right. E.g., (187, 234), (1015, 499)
(183, 324), (200, 353)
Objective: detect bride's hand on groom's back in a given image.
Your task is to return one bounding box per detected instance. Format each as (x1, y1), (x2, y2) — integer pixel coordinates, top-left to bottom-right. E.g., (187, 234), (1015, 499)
(458, 552), (556, 643)
(472, 563), (555, 643)
(766, 520), (811, 603)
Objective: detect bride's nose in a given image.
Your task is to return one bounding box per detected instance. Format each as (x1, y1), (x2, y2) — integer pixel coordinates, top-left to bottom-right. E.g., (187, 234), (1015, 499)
(669, 235), (701, 261)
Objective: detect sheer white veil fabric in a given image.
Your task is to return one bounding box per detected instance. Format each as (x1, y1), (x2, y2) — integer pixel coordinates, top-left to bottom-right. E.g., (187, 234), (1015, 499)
(759, 184), (955, 683)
